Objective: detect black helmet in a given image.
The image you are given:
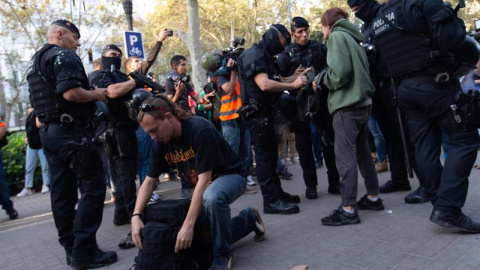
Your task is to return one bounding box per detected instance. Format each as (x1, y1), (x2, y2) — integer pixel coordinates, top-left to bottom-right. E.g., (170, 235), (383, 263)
(201, 51), (224, 73)
(125, 88), (153, 122)
(455, 36), (480, 78)
(131, 88), (153, 107)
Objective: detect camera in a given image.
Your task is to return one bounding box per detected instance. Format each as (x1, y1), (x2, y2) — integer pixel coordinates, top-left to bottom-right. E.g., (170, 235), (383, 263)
(167, 29), (173, 36)
(223, 36), (245, 62)
(171, 75), (189, 85)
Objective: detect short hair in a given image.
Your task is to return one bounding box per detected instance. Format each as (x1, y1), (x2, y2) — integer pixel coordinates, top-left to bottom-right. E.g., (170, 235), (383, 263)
(137, 95), (191, 124)
(170, 55), (186, 68)
(321, 7), (349, 27)
(124, 56), (138, 73)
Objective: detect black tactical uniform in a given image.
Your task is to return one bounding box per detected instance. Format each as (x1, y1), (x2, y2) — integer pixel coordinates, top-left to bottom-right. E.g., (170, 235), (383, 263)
(89, 54), (138, 227)
(27, 21), (115, 266)
(356, 0), (480, 231)
(357, 7), (428, 203)
(238, 24), (300, 214)
(277, 28), (340, 198)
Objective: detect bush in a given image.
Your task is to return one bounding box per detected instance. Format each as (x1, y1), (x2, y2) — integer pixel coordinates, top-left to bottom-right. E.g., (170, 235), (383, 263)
(1, 132), (27, 186)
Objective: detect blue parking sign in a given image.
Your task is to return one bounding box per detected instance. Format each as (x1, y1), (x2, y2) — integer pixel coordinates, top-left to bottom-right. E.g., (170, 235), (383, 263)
(124, 31), (145, 59)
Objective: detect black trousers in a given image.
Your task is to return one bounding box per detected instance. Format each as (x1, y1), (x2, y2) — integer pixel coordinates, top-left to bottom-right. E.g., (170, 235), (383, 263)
(107, 127), (138, 222)
(290, 120), (317, 188)
(397, 79), (480, 213)
(40, 124), (105, 259)
(372, 78), (424, 186)
(249, 116), (287, 203)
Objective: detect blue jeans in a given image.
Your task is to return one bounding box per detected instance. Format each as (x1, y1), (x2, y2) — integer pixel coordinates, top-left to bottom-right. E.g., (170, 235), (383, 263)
(199, 173), (256, 259)
(137, 127), (153, 185)
(310, 122), (324, 162)
(221, 122), (251, 177)
(276, 155), (284, 171)
(0, 152), (14, 212)
(367, 116), (386, 162)
(25, 146), (50, 188)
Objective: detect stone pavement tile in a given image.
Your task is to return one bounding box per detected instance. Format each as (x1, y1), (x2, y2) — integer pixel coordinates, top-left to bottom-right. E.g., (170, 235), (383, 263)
(449, 258), (480, 270)
(405, 254), (430, 265)
(367, 263), (391, 270)
(425, 253), (461, 270)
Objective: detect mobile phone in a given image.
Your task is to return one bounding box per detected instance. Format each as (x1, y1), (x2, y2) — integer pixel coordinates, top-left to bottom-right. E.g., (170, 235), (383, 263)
(167, 30), (173, 36)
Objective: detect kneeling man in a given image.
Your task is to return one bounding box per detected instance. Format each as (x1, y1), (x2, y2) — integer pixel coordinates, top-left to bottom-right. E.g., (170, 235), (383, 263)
(131, 96), (265, 270)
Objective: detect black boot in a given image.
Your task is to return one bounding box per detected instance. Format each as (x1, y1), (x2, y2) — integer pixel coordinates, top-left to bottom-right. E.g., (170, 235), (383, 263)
(280, 191), (300, 204)
(430, 210), (480, 233)
(404, 187), (429, 204)
(70, 248), (118, 269)
(379, 180), (411, 193)
(263, 199), (299, 214)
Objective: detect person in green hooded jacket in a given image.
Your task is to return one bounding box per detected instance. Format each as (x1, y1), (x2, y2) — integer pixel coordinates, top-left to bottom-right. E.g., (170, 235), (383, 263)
(313, 7), (384, 226)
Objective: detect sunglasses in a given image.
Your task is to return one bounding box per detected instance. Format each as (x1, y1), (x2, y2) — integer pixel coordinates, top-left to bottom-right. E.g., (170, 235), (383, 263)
(140, 103), (169, 113)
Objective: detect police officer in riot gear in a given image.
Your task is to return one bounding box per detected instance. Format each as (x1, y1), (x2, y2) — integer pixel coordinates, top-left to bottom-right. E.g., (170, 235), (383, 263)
(27, 20), (117, 268)
(276, 17), (341, 200)
(348, 0), (429, 204)
(89, 44), (144, 247)
(237, 24), (309, 214)
(352, 0), (480, 232)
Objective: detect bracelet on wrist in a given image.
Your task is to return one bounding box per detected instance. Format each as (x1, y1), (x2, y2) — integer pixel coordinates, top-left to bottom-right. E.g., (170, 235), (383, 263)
(132, 213), (142, 218)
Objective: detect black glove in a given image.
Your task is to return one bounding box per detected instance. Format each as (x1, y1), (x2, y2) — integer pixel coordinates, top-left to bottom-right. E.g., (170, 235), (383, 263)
(129, 71), (146, 89)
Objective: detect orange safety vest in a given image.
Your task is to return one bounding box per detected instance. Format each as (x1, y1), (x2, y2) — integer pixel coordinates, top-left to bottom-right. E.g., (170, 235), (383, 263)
(219, 79), (242, 121)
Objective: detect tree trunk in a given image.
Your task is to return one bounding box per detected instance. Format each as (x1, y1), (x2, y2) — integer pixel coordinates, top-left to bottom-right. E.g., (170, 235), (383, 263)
(185, 0), (206, 92)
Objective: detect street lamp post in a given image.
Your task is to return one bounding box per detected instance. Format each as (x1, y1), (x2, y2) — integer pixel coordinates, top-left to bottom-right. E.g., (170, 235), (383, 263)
(122, 0), (133, 31)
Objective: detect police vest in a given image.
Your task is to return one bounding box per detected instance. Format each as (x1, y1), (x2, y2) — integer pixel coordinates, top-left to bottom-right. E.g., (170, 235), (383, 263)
(237, 45), (280, 109)
(372, 0), (440, 79)
(219, 79), (242, 121)
(27, 44), (61, 123)
(287, 41), (327, 72)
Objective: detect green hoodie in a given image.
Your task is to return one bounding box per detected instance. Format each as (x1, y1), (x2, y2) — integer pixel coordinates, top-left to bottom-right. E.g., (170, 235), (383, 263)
(315, 19), (374, 114)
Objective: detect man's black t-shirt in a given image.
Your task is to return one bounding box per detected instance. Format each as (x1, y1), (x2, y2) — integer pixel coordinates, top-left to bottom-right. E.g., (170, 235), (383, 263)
(147, 116), (242, 186)
(165, 71), (196, 112)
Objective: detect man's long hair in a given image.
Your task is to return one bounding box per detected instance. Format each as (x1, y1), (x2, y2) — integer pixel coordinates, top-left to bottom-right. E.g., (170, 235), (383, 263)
(137, 95), (192, 123)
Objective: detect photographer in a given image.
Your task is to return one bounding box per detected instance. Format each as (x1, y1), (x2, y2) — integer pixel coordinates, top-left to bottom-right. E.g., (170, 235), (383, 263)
(202, 51), (257, 187)
(165, 55), (202, 112)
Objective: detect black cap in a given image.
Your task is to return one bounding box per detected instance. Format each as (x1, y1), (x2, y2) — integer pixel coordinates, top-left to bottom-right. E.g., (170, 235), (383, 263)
(291, 17), (309, 32)
(51, 19), (80, 38)
(348, 0), (367, 7)
(102, 44), (123, 57)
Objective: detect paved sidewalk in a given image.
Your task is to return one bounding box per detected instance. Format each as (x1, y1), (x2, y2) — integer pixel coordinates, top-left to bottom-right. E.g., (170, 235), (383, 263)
(1, 156), (480, 270)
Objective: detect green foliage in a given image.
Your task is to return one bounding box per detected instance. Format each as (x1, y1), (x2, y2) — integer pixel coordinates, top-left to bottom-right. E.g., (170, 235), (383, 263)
(1, 132), (26, 185)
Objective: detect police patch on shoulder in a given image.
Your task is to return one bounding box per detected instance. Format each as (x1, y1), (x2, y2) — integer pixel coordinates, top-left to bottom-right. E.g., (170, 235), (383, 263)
(373, 9), (398, 38)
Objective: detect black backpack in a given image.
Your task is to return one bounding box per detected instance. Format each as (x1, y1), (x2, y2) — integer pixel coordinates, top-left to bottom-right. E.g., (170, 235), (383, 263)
(25, 111), (42, 149)
(134, 199), (213, 270)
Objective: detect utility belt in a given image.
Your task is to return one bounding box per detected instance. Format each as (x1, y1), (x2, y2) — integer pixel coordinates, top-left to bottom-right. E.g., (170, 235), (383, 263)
(237, 99), (273, 123)
(97, 127), (135, 159)
(45, 113), (93, 130)
(400, 72), (456, 88)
